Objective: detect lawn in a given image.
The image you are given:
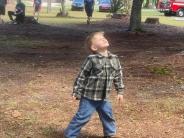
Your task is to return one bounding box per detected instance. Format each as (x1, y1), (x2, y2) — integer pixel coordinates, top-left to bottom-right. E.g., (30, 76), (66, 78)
(3, 3), (184, 27)
(142, 9), (184, 27)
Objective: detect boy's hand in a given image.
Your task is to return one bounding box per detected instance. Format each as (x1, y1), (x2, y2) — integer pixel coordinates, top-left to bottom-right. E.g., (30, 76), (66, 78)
(117, 94), (124, 105)
(72, 96), (80, 100)
(72, 96), (76, 100)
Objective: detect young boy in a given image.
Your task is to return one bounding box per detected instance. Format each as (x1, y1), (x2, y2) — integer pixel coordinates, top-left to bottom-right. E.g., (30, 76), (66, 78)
(64, 32), (124, 138)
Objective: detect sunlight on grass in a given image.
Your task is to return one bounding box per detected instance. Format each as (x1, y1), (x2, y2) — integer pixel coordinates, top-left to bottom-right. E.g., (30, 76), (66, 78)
(151, 97), (184, 117)
(142, 9), (184, 27)
(2, 4), (184, 27)
(25, 6), (109, 25)
(0, 36), (50, 48)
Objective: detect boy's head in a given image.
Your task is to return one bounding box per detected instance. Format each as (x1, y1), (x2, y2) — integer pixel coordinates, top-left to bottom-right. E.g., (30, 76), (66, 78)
(85, 32), (109, 53)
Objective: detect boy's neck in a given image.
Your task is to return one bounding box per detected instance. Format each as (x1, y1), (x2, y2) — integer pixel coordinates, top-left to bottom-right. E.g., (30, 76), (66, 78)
(97, 50), (108, 57)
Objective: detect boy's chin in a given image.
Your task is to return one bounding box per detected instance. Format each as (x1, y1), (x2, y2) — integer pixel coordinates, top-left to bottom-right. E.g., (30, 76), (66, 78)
(104, 44), (109, 48)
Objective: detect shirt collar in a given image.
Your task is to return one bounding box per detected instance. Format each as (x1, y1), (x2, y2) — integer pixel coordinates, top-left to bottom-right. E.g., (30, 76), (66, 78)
(96, 51), (113, 58)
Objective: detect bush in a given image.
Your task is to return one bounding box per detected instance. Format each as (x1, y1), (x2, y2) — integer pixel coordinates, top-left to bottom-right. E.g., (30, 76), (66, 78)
(110, 0), (132, 15)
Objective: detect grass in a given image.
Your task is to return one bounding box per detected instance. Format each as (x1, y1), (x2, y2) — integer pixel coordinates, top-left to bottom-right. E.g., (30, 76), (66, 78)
(142, 9), (184, 27)
(0, 35), (50, 48)
(147, 66), (172, 76)
(2, 3), (184, 27)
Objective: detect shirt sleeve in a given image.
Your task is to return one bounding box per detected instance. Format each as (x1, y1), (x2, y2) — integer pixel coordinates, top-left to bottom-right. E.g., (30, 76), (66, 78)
(73, 57), (92, 98)
(113, 58), (125, 95)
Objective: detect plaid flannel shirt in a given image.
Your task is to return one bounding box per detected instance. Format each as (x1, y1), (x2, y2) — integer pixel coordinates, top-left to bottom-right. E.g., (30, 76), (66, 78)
(73, 52), (124, 100)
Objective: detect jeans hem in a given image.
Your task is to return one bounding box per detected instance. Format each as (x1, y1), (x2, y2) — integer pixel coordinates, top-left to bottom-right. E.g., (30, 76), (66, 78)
(104, 132), (116, 137)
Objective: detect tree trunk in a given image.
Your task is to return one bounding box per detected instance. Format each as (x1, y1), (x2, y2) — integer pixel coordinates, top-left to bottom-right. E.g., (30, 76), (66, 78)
(61, 0), (67, 16)
(47, 0), (52, 13)
(144, 0), (156, 8)
(144, 0), (149, 8)
(129, 0), (144, 31)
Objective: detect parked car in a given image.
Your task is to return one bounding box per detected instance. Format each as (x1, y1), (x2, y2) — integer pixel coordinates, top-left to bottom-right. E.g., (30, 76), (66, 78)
(99, 0), (111, 12)
(71, 0), (84, 11)
(157, 0), (184, 17)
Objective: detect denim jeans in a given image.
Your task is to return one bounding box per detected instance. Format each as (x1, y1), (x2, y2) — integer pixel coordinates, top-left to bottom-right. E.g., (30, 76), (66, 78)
(64, 97), (116, 138)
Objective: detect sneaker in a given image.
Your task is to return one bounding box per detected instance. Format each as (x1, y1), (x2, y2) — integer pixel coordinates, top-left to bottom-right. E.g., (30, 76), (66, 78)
(87, 19), (90, 25)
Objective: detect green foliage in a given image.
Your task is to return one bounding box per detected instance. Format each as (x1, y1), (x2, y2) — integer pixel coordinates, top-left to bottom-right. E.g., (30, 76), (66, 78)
(110, 0), (132, 14)
(110, 0), (124, 13)
(148, 66), (172, 75)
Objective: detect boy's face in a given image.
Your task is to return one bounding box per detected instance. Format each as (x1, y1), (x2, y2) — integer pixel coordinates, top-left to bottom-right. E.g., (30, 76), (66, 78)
(91, 34), (109, 52)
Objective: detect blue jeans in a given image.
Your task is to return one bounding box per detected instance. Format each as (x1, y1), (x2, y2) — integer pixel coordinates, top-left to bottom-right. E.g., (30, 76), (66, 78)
(64, 97), (116, 138)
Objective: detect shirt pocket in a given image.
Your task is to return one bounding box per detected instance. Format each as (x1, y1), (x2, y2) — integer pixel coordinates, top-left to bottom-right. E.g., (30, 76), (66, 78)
(110, 63), (119, 77)
(92, 64), (103, 77)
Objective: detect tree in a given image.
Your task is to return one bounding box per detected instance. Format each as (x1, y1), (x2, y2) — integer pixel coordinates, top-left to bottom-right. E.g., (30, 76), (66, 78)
(61, 0), (67, 16)
(144, 0), (157, 8)
(110, 0), (132, 15)
(144, 0), (151, 8)
(123, 0), (132, 15)
(47, 0), (52, 13)
(56, 0), (68, 17)
(129, 0), (144, 31)
(110, 0), (124, 14)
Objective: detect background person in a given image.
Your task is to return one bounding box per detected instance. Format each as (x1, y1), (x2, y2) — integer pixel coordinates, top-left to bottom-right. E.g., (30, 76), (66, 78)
(0, 0), (7, 23)
(33, 0), (42, 21)
(8, 0), (25, 24)
(84, 0), (95, 25)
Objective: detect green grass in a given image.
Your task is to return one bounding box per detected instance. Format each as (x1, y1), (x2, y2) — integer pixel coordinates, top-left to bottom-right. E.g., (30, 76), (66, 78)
(0, 35), (50, 48)
(2, 5), (184, 27)
(147, 65), (172, 76)
(142, 9), (184, 27)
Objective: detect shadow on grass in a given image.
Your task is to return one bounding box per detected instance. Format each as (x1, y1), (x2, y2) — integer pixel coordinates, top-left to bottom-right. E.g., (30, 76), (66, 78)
(41, 126), (103, 138)
(39, 15), (106, 20)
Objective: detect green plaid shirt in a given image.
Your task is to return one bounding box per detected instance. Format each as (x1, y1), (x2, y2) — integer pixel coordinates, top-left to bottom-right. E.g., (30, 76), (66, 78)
(73, 52), (124, 101)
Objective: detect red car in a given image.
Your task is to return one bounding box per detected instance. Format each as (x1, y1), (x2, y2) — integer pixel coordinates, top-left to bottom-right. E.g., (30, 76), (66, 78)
(157, 0), (184, 17)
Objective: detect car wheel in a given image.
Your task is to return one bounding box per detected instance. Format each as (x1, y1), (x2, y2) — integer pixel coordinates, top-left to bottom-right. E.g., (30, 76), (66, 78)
(176, 9), (184, 17)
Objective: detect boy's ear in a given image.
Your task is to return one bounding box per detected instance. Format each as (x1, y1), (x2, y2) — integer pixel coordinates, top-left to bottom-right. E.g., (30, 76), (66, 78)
(91, 45), (97, 52)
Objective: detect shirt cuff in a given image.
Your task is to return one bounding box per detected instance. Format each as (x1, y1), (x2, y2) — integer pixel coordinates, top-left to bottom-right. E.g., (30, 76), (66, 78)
(72, 92), (81, 99)
(117, 89), (124, 95)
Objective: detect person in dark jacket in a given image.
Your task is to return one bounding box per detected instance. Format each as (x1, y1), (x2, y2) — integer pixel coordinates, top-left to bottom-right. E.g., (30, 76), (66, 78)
(0, 0), (7, 23)
(8, 0), (25, 24)
(84, 0), (95, 25)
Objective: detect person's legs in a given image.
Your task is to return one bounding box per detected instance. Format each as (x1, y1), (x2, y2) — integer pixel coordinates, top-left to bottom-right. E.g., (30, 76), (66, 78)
(0, 7), (2, 20)
(16, 14), (24, 24)
(33, 5), (41, 21)
(20, 15), (25, 23)
(97, 100), (116, 137)
(85, 5), (92, 25)
(64, 97), (97, 138)
(34, 5), (39, 20)
(8, 11), (15, 21)
(0, 6), (5, 23)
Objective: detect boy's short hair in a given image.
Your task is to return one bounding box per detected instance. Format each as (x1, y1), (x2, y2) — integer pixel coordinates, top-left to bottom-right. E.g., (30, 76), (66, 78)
(85, 31), (105, 53)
